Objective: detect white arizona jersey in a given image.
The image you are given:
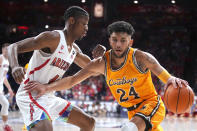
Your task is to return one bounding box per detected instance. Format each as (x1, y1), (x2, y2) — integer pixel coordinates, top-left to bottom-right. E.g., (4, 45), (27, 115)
(16, 30), (78, 127)
(0, 55), (9, 93)
(18, 30), (77, 96)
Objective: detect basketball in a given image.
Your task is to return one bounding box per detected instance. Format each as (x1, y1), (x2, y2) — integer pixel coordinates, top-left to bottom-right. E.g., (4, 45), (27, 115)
(163, 84), (194, 114)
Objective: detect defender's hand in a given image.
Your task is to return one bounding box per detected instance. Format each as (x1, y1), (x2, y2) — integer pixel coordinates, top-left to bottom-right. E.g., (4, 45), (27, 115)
(24, 81), (48, 99)
(164, 76), (189, 89)
(92, 44), (106, 59)
(8, 89), (14, 98)
(12, 66), (26, 84)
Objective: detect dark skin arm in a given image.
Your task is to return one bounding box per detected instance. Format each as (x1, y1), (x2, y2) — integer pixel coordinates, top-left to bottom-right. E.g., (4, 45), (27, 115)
(73, 43), (91, 68)
(8, 30), (106, 84)
(74, 43), (106, 68)
(7, 31), (60, 84)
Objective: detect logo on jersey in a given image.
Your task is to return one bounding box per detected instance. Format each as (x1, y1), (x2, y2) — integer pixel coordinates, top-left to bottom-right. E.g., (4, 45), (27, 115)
(58, 45), (65, 54)
(51, 57), (70, 71)
(61, 45), (64, 50)
(70, 50), (76, 59)
(108, 77), (137, 86)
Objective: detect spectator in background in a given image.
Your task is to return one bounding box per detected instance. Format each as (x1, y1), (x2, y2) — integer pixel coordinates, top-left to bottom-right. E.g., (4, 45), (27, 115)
(0, 43), (14, 131)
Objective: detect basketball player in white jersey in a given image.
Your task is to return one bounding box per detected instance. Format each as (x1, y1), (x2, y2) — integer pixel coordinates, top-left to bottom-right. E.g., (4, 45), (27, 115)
(7, 6), (105, 131)
(0, 43), (14, 131)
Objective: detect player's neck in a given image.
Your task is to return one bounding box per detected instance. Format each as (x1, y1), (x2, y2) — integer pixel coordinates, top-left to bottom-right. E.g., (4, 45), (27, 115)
(63, 30), (75, 47)
(111, 55), (126, 69)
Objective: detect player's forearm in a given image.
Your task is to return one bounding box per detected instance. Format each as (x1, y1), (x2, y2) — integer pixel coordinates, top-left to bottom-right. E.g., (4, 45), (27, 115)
(149, 63), (172, 84)
(157, 68), (171, 84)
(46, 69), (95, 92)
(75, 54), (92, 69)
(46, 76), (74, 92)
(8, 38), (35, 68)
(81, 55), (92, 68)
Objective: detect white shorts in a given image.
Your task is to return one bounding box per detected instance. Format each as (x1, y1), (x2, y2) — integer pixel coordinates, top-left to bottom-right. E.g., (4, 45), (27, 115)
(16, 89), (73, 130)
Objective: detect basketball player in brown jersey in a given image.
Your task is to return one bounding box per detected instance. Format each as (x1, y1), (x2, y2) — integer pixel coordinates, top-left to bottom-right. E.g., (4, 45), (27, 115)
(7, 6), (105, 131)
(24, 21), (189, 131)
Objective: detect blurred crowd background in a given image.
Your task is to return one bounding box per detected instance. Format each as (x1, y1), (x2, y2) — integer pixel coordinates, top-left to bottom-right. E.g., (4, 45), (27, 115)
(0, 0), (197, 118)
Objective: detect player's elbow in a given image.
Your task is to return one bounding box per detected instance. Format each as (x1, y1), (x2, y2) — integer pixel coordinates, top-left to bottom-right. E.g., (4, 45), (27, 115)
(7, 43), (17, 54)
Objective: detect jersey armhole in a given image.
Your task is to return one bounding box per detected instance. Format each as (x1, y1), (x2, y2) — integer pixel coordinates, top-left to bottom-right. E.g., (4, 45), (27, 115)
(132, 49), (149, 74)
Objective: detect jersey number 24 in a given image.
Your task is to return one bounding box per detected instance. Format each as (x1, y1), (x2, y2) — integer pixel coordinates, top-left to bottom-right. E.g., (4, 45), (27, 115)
(117, 86), (140, 102)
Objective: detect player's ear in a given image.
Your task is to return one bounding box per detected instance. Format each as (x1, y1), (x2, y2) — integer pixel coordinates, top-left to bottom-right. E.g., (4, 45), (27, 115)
(108, 37), (113, 47)
(68, 17), (75, 25)
(109, 37), (113, 45)
(129, 39), (134, 47)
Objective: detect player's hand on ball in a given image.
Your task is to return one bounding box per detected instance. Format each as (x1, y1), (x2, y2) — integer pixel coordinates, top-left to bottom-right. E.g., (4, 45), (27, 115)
(92, 44), (106, 59)
(24, 81), (47, 99)
(12, 66), (26, 84)
(165, 76), (189, 89)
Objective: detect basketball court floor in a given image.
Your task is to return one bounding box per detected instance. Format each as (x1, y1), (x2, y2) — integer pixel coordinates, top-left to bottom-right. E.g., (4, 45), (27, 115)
(0, 111), (197, 131)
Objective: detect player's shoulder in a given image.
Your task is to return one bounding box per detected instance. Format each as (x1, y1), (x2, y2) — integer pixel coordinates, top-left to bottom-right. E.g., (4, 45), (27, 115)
(134, 49), (146, 58)
(38, 30), (60, 40)
(134, 49), (156, 65)
(134, 49), (153, 61)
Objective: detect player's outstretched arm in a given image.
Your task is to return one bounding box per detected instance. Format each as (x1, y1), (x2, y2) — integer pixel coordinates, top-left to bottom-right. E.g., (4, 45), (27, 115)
(74, 44), (106, 68)
(24, 57), (105, 98)
(135, 50), (188, 88)
(7, 31), (58, 84)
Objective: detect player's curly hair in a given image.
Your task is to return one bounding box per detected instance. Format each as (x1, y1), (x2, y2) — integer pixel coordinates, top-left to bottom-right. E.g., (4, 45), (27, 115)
(64, 6), (89, 21)
(107, 21), (135, 37)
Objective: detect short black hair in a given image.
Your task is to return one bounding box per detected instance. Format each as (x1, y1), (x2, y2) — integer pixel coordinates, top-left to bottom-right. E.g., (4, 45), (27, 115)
(64, 6), (89, 21)
(107, 21), (135, 37)
(2, 43), (10, 48)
